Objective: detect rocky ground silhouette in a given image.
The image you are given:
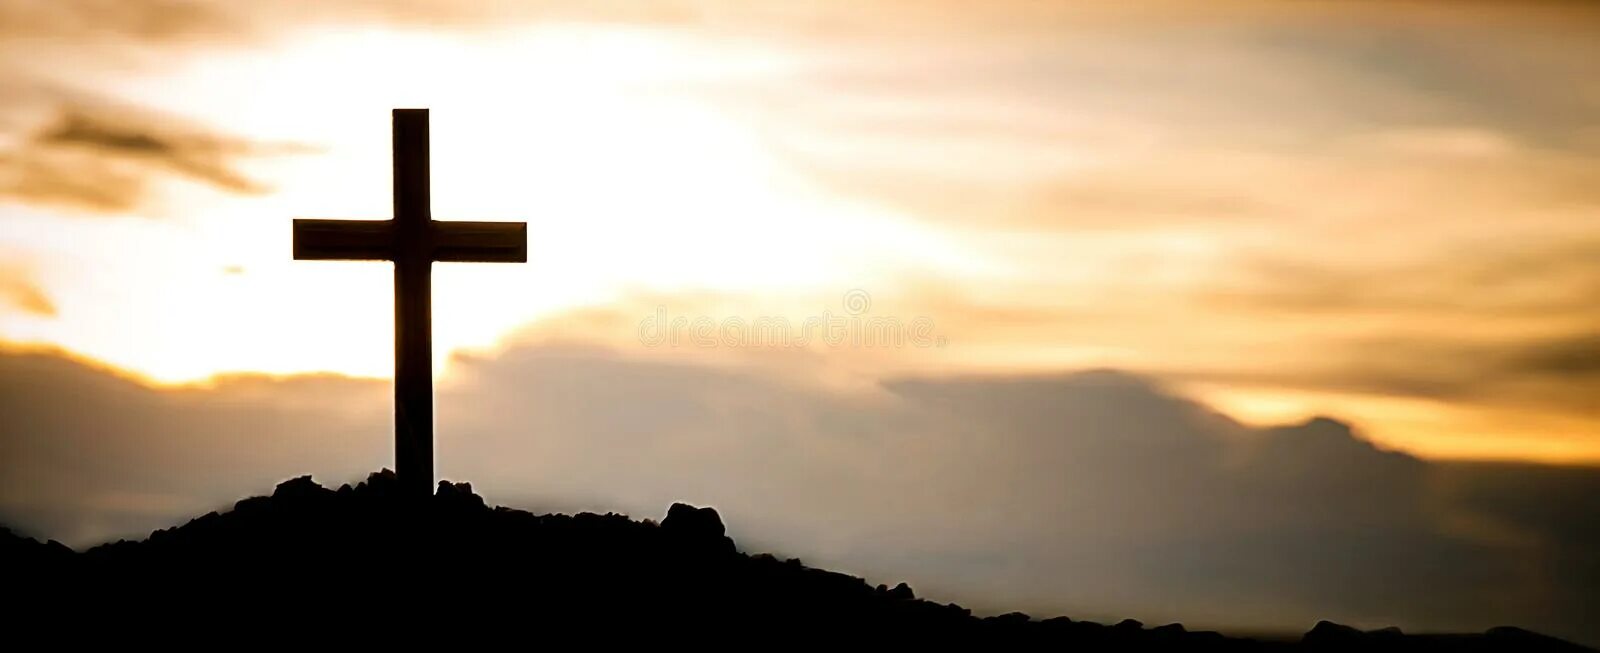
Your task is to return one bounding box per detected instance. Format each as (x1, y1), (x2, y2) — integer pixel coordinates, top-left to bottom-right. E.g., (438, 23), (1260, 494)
(2, 471), (1591, 650)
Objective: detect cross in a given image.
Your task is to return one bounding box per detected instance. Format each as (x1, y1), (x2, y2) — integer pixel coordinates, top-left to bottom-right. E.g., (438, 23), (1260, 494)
(293, 108), (526, 497)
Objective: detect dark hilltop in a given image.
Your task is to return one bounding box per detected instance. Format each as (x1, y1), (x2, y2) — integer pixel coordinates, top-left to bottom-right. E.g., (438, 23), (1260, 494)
(2, 471), (1590, 650)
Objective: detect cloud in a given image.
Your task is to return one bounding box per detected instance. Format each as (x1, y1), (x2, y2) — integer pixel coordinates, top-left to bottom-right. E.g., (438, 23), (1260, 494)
(781, 149), (1281, 233)
(1169, 331), (1600, 425)
(1161, 236), (1600, 421)
(0, 0), (341, 214)
(39, 109), (272, 192)
(0, 87), (309, 212)
(1505, 333), (1600, 379)
(0, 266), (55, 316)
(2, 0), (1596, 221)
(0, 343), (1596, 644)
(0, 0), (237, 42)
(0, 0), (728, 215)
(0, 0), (707, 45)
(1206, 238), (1600, 319)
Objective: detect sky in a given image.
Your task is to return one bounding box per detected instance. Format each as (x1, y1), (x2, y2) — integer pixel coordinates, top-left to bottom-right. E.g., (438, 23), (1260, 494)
(1, 0), (1598, 643)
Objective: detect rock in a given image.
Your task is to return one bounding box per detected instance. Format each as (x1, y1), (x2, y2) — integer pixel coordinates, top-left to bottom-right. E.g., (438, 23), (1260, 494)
(991, 611), (1032, 624)
(233, 495), (272, 514)
(662, 503), (724, 536)
(1303, 620), (1366, 647)
(359, 469), (400, 497)
(272, 475), (326, 503)
(660, 503), (735, 554)
(1486, 626), (1589, 650)
(1152, 623), (1187, 637)
(435, 480), (486, 511)
(0, 526), (75, 563)
(887, 582), (915, 600)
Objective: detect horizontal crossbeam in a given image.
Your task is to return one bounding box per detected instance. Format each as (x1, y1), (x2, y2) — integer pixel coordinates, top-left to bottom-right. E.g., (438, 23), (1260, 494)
(293, 219), (393, 261)
(293, 219), (527, 263)
(433, 221), (527, 263)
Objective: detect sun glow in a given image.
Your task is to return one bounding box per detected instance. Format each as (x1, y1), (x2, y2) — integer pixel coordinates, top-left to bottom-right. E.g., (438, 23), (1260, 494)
(0, 25), (984, 383)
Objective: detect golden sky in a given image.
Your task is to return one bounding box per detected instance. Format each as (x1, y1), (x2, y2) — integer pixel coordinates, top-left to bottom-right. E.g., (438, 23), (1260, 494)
(7, 3), (1600, 643)
(1, 0), (1598, 462)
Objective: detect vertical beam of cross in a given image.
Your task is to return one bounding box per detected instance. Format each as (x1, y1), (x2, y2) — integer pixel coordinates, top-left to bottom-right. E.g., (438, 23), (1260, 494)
(292, 109), (527, 498)
(392, 109), (433, 499)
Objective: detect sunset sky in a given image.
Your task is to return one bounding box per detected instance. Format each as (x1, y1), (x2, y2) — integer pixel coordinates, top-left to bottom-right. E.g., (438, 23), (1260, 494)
(2, 0), (1599, 642)
(3, 0), (1597, 462)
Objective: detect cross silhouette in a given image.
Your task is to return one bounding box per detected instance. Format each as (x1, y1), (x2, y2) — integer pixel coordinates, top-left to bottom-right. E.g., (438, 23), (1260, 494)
(293, 108), (527, 497)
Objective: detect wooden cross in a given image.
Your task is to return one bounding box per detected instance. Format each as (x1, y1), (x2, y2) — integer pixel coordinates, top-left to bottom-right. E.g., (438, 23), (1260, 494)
(293, 108), (526, 497)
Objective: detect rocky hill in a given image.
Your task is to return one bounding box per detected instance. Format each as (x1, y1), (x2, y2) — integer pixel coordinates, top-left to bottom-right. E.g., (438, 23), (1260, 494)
(2, 471), (1590, 650)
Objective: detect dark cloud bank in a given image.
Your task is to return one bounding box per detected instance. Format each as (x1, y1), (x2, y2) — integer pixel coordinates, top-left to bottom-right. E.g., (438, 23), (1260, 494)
(1, 345), (1596, 644)
(0, 102), (291, 212)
